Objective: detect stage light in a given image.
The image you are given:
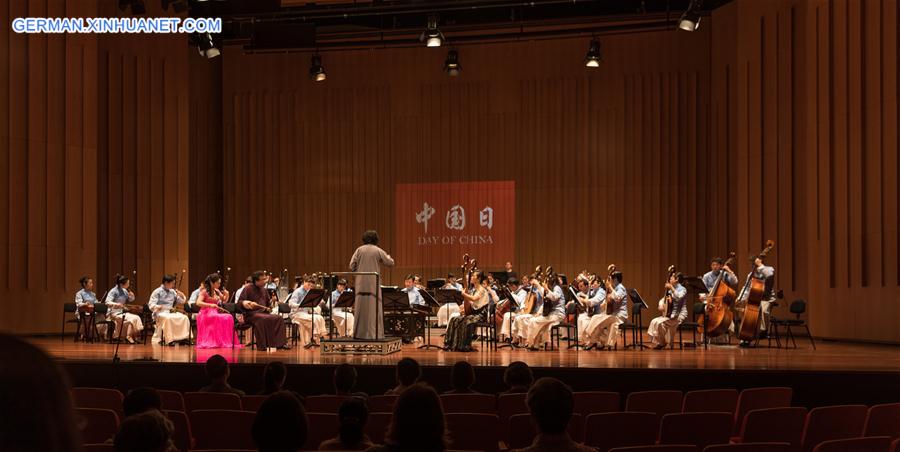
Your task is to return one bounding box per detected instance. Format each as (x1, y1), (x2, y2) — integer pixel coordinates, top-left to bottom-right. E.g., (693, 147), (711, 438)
(584, 39), (601, 68)
(310, 55), (327, 82)
(420, 16), (444, 48)
(195, 32), (220, 59)
(679, 0), (702, 32)
(444, 50), (461, 76)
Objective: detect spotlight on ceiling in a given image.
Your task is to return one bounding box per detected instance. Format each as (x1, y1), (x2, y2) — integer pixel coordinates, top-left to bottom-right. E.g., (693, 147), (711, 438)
(310, 55), (326, 82)
(194, 32), (220, 59)
(678, 0), (703, 32)
(584, 39), (602, 68)
(420, 15), (444, 48)
(444, 50), (461, 76)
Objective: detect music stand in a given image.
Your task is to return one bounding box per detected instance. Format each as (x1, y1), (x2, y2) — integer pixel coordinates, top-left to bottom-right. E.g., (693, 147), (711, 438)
(682, 276), (709, 346)
(299, 289), (326, 349)
(416, 289), (443, 350)
(625, 288), (650, 349)
(427, 279), (445, 290)
(495, 285), (519, 350)
(562, 286), (586, 349)
(490, 271), (510, 285)
(381, 286), (410, 342)
(331, 290), (356, 338)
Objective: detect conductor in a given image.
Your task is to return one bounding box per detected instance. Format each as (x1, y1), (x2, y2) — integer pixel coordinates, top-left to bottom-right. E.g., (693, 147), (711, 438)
(349, 230), (395, 340)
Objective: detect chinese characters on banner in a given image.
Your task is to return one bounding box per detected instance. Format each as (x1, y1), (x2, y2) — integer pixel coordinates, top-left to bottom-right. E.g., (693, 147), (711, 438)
(395, 181), (515, 268)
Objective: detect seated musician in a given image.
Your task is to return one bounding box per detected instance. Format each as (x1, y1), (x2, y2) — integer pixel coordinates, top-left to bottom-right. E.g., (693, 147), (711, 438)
(522, 272), (566, 350)
(498, 278), (526, 342)
(288, 274), (327, 345)
(330, 279), (354, 337)
(401, 274), (426, 309)
(513, 274), (540, 347)
(413, 274), (426, 291)
(444, 270), (491, 352)
(738, 255), (776, 345)
(575, 276), (605, 344)
(104, 274), (144, 344)
(648, 271), (688, 349)
(437, 273), (463, 326)
(702, 257), (738, 299)
(239, 271), (290, 350)
(74, 276), (99, 341)
(148, 274), (190, 346)
(583, 269), (628, 350)
(233, 276), (251, 304)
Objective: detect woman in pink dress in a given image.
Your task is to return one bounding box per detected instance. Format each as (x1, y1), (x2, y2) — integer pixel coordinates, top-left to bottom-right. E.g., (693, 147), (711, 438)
(195, 273), (241, 349)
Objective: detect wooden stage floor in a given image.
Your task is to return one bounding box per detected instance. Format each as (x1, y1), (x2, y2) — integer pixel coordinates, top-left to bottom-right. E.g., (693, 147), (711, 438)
(31, 335), (900, 372)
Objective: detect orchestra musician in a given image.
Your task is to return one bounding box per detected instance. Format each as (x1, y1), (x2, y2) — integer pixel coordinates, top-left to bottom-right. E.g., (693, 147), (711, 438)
(444, 269), (491, 352)
(583, 267), (628, 350)
(737, 254), (776, 345)
(148, 274), (190, 346)
(437, 273), (463, 326)
(195, 273), (238, 349)
(104, 274), (144, 344)
(330, 279), (354, 337)
(648, 269), (688, 349)
(498, 277), (527, 342)
(512, 274), (540, 347)
(288, 274), (327, 346)
(522, 271), (566, 350)
(573, 275), (606, 344)
(702, 257), (738, 299)
(401, 274), (426, 309)
(74, 276), (99, 341)
(233, 276), (252, 304)
(239, 271), (290, 350)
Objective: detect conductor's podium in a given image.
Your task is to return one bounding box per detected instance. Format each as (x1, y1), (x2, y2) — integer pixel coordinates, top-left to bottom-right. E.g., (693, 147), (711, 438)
(321, 337), (402, 355)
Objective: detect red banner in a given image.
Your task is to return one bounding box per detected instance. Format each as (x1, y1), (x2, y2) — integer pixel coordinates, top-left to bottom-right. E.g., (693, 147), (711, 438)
(395, 181), (515, 268)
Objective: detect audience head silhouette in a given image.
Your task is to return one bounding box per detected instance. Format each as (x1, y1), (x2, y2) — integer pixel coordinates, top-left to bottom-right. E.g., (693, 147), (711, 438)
(385, 384), (446, 452)
(252, 391), (308, 452)
(526, 377), (575, 435)
(0, 333), (81, 452)
(123, 387), (162, 417)
(450, 361), (476, 393)
(396, 357), (421, 387)
(333, 363), (358, 395)
(319, 398), (372, 450)
(113, 410), (175, 452)
(262, 361), (287, 395)
(205, 354), (229, 381)
(504, 361), (534, 392)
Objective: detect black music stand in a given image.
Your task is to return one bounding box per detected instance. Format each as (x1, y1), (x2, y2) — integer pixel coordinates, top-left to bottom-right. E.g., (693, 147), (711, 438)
(427, 279), (445, 290)
(625, 288), (650, 349)
(490, 271), (510, 285)
(682, 276), (709, 345)
(416, 289), (443, 350)
(331, 290), (356, 338)
(434, 289), (464, 337)
(563, 286), (587, 349)
(382, 286), (411, 342)
(299, 289), (326, 349)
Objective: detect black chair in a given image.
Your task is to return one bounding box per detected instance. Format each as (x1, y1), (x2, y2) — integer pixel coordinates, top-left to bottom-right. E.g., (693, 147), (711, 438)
(675, 303), (706, 350)
(277, 303), (298, 345)
(473, 305), (497, 351)
(223, 302), (255, 349)
(770, 299), (815, 350)
(183, 303), (201, 345)
(550, 318), (578, 350)
(140, 304), (156, 345)
(91, 304), (117, 343)
(62, 302), (81, 342)
(619, 302), (646, 350)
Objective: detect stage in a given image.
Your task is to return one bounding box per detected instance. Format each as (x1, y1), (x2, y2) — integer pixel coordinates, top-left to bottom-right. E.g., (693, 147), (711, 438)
(31, 335), (900, 408)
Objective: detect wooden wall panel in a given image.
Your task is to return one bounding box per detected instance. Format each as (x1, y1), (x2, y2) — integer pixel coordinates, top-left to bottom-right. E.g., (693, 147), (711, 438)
(711, 0), (900, 342)
(222, 29), (713, 324)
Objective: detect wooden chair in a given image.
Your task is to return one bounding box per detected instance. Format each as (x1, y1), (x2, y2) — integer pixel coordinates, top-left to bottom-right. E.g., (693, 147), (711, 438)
(164, 410), (194, 452)
(446, 413), (500, 452)
(659, 412), (733, 449)
(498, 393), (528, 442)
(800, 405), (868, 452)
(188, 409), (255, 450)
(584, 411), (659, 451)
(158, 390), (186, 412)
(440, 393), (496, 414)
(865, 403), (900, 440)
(574, 390), (621, 416)
(506, 412), (583, 448)
(183, 392), (242, 412)
(733, 387), (793, 435)
(737, 407), (807, 447)
(72, 388), (125, 418)
(812, 436), (892, 452)
(626, 390), (684, 423)
(76, 408), (120, 444)
(683, 389), (738, 414)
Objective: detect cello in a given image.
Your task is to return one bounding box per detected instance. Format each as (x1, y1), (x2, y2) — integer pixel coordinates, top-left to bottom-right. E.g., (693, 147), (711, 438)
(701, 252), (737, 337)
(738, 240), (775, 342)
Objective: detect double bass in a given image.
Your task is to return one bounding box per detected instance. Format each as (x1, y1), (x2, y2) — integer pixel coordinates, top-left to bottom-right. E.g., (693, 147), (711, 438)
(738, 240), (775, 342)
(701, 252), (737, 337)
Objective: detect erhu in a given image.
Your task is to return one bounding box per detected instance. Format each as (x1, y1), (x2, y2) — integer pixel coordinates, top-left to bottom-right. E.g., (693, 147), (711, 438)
(174, 269), (187, 313)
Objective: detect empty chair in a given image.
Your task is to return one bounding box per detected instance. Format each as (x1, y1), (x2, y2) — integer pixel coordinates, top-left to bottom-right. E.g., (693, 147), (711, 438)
(304, 395), (352, 413)
(865, 403), (900, 440)
(82, 445), (116, 452)
(498, 393), (529, 441)
(446, 413), (500, 452)
(574, 391), (621, 416)
(626, 390), (684, 420)
(703, 444), (793, 452)
(584, 412), (659, 451)
(440, 393), (497, 414)
(506, 412), (583, 448)
(76, 408), (120, 444)
(304, 413), (339, 450)
(164, 410), (194, 452)
(800, 405), (868, 452)
(365, 412), (393, 445)
(189, 410), (255, 449)
(660, 412), (733, 449)
(812, 436), (892, 452)
(368, 394), (398, 413)
(158, 390), (186, 412)
(734, 387), (793, 435)
(892, 438), (900, 452)
(683, 389), (739, 414)
(609, 446), (699, 452)
(240, 395), (267, 413)
(72, 388), (125, 414)
(184, 392), (242, 412)
(738, 407), (807, 447)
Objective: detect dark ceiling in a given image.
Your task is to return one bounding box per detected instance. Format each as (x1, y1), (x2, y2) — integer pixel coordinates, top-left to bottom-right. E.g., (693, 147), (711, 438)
(184, 0), (733, 51)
